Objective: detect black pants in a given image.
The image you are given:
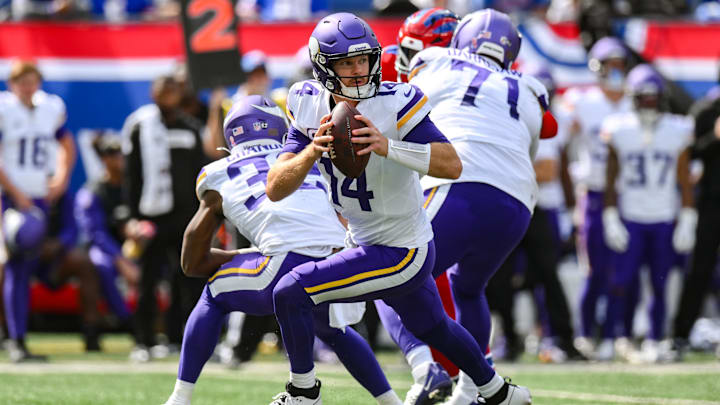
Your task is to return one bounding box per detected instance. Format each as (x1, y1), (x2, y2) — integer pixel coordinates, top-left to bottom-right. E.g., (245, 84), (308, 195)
(673, 201), (720, 339)
(490, 208), (575, 346)
(135, 218), (206, 347)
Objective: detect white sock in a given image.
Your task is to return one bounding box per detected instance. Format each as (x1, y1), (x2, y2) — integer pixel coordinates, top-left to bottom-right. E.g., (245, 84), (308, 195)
(290, 368), (316, 389)
(375, 389), (403, 405)
(477, 373), (504, 398)
(406, 345), (433, 384)
(455, 371), (478, 399)
(164, 379), (194, 405)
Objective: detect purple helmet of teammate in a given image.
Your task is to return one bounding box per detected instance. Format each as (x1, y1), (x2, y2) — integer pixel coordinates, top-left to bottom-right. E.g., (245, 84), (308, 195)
(2, 207), (46, 253)
(308, 12), (382, 100)
(522, 62), (556, 100)
(587, 37), (628, 72)
(626, 64), (665, 111)
(222, 95), (288, 150)
(450, 9), (522, 69)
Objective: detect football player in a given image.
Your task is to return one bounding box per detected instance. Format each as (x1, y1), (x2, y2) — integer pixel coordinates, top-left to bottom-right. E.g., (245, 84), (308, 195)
(559, 37), (641, 359)
(374, 9), (548, 404)
(600, 64), (695, 362)
(266, 12), (524, 405)
(163, 95), (404, 405)
(0, 60), (76, 362)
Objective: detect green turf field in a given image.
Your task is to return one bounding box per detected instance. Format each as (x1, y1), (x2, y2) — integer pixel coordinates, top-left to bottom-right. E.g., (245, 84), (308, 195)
(1, 334), (719, 405)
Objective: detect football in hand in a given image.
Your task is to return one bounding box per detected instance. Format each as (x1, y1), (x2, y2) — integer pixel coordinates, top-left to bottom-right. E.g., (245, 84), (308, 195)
(328, 101), (369, 178)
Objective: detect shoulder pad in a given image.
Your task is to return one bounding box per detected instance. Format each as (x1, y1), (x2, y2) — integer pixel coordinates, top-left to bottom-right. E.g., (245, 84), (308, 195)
(394, 82), (431, 138)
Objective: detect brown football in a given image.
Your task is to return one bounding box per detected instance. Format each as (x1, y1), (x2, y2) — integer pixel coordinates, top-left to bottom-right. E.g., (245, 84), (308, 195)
(328, 101), (369, 178)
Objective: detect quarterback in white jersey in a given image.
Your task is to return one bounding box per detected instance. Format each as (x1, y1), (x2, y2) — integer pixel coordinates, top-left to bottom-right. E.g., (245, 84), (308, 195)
(164, 95), (403, 405)
(265, 12), (522, 405)
(0, 60), (76, 363)
(599, 65), (696, 362)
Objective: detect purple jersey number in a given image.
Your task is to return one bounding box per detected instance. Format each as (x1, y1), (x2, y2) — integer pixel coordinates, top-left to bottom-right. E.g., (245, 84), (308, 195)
(227, 153), (325, 210)
(623, 151), (674, 188)
(319, 157), (374, 212)
(450, 59), (520, 120)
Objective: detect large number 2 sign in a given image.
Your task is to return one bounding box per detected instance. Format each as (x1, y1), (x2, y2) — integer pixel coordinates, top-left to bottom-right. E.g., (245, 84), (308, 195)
(187, 0), (236, 53)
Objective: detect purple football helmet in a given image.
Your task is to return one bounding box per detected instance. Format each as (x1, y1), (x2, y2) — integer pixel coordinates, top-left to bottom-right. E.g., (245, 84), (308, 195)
(626, 64), (665, 111)
(308, 12), (382, 100)
(223, 95), (288, 151)
(2, 207), (46, 253)
(588, 37), (628, 72)
(450, 9), (521, 69)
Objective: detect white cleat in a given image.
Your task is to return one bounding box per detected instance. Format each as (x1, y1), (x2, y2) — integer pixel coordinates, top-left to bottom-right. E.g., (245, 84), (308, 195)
(481, 380), (531, 405)
(573, 337), (595, 359)
(614, 337), (637, 362)
(270, 381), (322, 405)
(595, 339), (615, 361)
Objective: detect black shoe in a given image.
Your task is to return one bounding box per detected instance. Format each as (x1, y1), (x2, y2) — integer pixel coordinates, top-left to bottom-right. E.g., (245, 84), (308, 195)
(270, 380), (321, 404)
(84, 325), (102, 352)
(559, 342), (588, 361)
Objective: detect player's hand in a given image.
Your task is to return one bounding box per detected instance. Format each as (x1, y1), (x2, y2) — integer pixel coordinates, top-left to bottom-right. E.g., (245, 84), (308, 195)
(312, 113), (334, 159)
(672, 208), (698, 253)
(46, 176), (68, 205)
(351, 114), (388, 157)
(714, 116), (720, 140)
(10, 190), (33, 212)
(209, 87), (227, 109)
(115, 255), (141, 286)
(602, 207), (629, 253)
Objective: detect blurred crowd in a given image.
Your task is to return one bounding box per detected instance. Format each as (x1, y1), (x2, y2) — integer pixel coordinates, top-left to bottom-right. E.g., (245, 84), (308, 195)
(2, 0), (720, 22)
(1, 2), (720, 370)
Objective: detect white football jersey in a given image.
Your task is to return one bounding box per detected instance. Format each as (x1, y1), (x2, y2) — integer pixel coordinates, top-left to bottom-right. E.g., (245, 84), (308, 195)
(560, 86), (632, 192)
(196, 138), (345, 257)
(604, 112), (693, 223)
(0, 90), (66, 198)
(409, 47), (547, 213)
(285, 80), (434, 248)
(535, 131), (568, 210)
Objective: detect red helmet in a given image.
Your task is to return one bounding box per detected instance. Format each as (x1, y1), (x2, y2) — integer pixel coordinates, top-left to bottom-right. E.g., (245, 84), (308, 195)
(396, 8), (460, 80)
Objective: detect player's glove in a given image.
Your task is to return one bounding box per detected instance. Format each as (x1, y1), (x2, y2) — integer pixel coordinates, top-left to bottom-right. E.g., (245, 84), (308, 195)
(673, 207), (698, 253)
(602, 207), (629, 253)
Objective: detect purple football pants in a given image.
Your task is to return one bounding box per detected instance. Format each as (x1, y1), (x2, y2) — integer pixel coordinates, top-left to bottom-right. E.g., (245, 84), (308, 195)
(604, 220), (675, 340)
(88, 246), (131, 320)
(579, 191), (640, 338)
(177, 251), (391, 397)
(2, 196), (48, 340)
(374, 182), (530, 382)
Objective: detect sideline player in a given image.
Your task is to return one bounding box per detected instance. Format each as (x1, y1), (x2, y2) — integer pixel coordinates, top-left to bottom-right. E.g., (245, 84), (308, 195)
(266, 12), (528, 405)
(600, 65), (696, 362)
(559, 37), (641, 358)
(162, 95), (405, 405)
(0, 60), (76, 362)
(373, 9), (550, 404)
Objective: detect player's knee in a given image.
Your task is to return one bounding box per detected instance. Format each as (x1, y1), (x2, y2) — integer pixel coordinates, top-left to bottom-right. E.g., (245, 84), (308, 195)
(272, 273), (310, 310)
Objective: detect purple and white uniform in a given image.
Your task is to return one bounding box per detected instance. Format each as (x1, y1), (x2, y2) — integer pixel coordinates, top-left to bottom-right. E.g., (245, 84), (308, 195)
(0, 89), (67, 341)
(602, 112), (693, 340)
(560, 85), (635, 338)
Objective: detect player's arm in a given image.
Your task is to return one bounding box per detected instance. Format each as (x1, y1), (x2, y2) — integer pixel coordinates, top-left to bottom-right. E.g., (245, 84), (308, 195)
(47, 131), (76, 204)
(352, 114), (461, 179)
(534, 159), (557, 183)
(0, 166), (32, 210)
(677, 147), (694, 208)
(673, 146), (698, 253)
(604, 144), (620, 208)
(559, 144), (576, 208)
(181, 189), (235, 277)
(266, 115), (334, 202)
(123, 124), (143, 219)
(203, 88), (230, 159)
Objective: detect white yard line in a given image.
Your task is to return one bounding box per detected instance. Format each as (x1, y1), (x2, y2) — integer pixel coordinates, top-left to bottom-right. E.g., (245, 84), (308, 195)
(533, 389), (720, 405)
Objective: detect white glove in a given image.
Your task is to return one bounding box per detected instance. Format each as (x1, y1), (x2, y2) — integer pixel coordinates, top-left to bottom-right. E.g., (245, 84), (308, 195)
(603, 207), (629, 253)
(673, 208), (698, 253)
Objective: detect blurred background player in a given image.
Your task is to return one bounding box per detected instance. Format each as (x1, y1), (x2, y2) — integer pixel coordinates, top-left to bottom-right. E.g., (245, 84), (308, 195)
(488, 63), (584, 363)
(559, 37), (640, 358)
(122, 74), (208, 361)
(0, 60), (76, 361)
(671, 70), (720, 360)
(164, 95), (404, 405)
(600, 64), (696, 362)
(75, 134), (139, 335)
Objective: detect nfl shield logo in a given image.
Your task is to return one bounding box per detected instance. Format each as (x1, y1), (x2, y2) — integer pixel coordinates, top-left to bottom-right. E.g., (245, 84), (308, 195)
(253, 122), (263, 131)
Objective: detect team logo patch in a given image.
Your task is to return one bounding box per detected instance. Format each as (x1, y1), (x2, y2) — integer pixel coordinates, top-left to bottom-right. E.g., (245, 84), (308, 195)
(232, 126), (244, 136)
(500, 36), (511, 47)
(253, 121), (268, 131)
